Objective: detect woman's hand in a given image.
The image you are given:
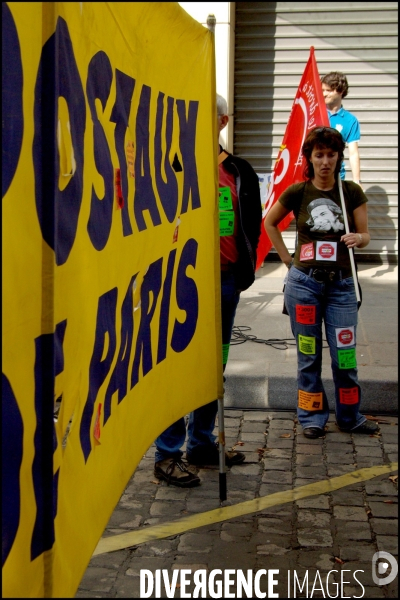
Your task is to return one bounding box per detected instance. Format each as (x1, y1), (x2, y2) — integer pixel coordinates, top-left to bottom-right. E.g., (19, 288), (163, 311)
(340, 232), (364, 248)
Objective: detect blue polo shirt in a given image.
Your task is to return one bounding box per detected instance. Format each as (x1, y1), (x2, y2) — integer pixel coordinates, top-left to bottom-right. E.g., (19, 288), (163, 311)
(328, 106), (360, 179)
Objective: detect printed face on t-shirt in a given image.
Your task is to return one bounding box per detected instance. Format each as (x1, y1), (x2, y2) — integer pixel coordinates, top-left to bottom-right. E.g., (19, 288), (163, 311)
(307, 204), (344, 233)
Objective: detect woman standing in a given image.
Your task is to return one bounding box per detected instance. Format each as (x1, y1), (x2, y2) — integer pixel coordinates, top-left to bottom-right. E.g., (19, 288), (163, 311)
(264, 127), (379, 439)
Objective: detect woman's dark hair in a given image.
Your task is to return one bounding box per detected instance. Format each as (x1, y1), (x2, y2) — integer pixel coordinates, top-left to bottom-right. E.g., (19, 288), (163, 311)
(302, 127), (345, 180)
(321, 71), (349, 98)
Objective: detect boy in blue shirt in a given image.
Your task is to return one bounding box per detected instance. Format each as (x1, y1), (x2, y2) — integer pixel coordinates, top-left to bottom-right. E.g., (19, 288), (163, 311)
(321, 71), (362, 187)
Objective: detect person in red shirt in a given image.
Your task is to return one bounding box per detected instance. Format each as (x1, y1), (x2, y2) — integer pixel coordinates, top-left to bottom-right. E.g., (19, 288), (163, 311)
(154, 95), (262, 487)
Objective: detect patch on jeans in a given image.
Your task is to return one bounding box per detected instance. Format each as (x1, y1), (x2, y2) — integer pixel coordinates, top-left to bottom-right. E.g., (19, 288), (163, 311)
(339, 387), (359, 404)
(298, 390), (323, 411)
(222, 343), (230, 365)
(338, 348), (357, 369)
(298, 334), (316, 354)
(335, 326), (355, 347)
(296, 304), (316, 324)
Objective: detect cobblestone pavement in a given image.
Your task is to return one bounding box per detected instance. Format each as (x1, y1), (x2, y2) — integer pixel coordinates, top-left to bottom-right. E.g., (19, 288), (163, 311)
(76, 411), (398, 599)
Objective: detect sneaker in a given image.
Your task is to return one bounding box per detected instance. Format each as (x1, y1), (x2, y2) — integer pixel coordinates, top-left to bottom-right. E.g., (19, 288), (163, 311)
(187, 443), (245, 467)
(154, 458), (200, 488)
(350, 420), (380, 435)
(303, 427), (325, 439)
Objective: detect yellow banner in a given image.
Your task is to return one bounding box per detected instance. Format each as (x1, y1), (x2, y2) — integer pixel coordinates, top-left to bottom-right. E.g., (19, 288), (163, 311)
(2, 2), (221, 597)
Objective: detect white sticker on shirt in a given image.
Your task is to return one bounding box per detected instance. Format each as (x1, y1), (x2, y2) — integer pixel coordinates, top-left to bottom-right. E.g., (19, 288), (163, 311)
(316, 241), (337, 261)
(336, 326), (355, 348)
(335, 124), (343, 133)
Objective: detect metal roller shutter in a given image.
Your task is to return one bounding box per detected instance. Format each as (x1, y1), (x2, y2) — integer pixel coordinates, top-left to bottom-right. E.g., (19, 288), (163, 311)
(234, 2), (398, 261)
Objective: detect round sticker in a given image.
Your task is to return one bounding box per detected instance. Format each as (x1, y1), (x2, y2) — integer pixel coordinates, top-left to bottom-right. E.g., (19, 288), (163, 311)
(338, 329), (353, 345)
(318, 243), (335, 258)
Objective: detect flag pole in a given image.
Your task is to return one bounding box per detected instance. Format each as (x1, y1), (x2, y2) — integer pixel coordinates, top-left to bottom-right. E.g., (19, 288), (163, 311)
(207, 13), (227, 504)
(338, 177), (361, 307)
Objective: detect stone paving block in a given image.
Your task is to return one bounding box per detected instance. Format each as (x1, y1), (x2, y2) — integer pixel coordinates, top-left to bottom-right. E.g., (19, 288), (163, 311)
(351, 436), (382, 447)
(257, 516), (293, 535)
(357, 457), (387, 468)
(365, 481), (398, 497)
(339, 544), (376, 562)
(89, 550), (128, 570)
(268, 412), (296, 420)
(266, 438), (294, 449)
(296, 444), (323, 454)
(297, 527), (333, 547)
(324, 441), (354, 453)
(256, 543), (291, 555)
(387, 453), (398, 463)
(326, 464), (357, 477)
(370, 518), (398, 536)
(383, 443), (398, 454)
(296, 466), (326, 479)
(149, 500), (186, 517)
(263, 447), (292, 460)
(330, 490), (364, 506)
(296, 550), (336, 569)
(296, 454), (324, 466)
(259, 483), (292, 496)
(135, 539), (177, 557)
(243, 411), (269, 422)
(325, 432), (353, 443)
(155, 486), (190, 500)
(177, 533), (214, 553)
(268, 430), (294, 440)
(186, 497), (221, 513)
(326, 453), (356, 464)
(79, 566), (118, 593)
(333, 506), (368, 521)
(296, 435), (325, 445)
(368, 501), (399, 518)
(356, 446), (384, 457)
(268, 419), (295, 430)
(230, 463), (261, 476)
(380, 433), (399, 444)
(240, 432), (267, 443)
(297, 510), (331, 528)
(376, 535), (398, 555)
(263, 458), (292, 471)
(241, 421), (268, 433)
(262, 470), (293, 484)
(226, 475), (259, 491)
(296, 496), (330, 510)
(334, 520), (372, 541)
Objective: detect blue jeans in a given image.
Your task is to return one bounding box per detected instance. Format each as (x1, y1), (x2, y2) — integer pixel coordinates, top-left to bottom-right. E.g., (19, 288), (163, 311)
(155, 271), (240, 463)
(284, 267), (366, 432)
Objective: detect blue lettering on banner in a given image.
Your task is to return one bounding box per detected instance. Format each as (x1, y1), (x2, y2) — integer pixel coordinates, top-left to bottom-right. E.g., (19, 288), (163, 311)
(86, 51), (115, 250)
(176, 100), (201, 214)
(155, 93), (178, 223)
(103, 274), (137, 425)
(134, 85), (163, 231)
(110, 69), (135, 236)
(171, 238), (199, 352)
(33, 17), (86, 266)
(2, 374), (24, 567)
(79, 240), (199, 461)
(80, 288), (118, 463)
(31, 320), (66, 560)
(2, 3), (24, 199)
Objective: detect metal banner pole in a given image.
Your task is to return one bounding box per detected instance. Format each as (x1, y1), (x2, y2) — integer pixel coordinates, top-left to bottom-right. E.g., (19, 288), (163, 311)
(338, 177), (361, 306)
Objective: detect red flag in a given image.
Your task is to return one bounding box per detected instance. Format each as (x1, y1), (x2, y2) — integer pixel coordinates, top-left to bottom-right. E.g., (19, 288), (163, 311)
(256, 47), (330, 270)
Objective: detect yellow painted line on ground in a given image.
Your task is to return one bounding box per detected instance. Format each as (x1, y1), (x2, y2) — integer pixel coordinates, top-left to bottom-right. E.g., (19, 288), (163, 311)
(93, 462), (398, 556)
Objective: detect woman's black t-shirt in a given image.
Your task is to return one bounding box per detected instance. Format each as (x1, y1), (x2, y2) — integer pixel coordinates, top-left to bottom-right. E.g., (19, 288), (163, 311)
(279, 180), (368, 270)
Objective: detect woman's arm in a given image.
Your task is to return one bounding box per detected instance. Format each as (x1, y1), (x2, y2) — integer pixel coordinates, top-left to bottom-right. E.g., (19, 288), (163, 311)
(264, 200), (293, 266)
(340, 202), (370, 249)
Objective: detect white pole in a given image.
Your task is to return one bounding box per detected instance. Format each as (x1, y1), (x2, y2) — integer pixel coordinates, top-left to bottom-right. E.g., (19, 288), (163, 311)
(337, 177), (361, 305)
(207, 12), (227, 503)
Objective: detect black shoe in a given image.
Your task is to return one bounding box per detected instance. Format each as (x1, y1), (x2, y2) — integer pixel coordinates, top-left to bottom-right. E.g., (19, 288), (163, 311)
(187, 443), (245, 467)
(303, 427), (325, 439)
(349, 420), (380, 435)
(154, 458), (200, 487)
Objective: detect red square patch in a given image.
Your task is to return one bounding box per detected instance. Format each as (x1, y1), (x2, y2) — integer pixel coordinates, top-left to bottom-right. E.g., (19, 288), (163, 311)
(296, 305), (316, 324)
